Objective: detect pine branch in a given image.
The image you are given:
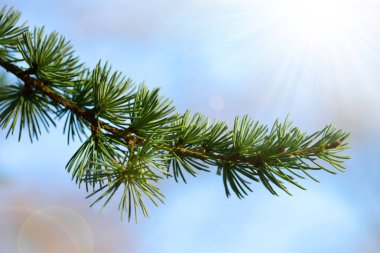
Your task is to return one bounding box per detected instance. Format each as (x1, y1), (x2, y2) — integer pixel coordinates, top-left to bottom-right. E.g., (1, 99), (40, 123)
(0, 58), (140, 143)
(0, 6), (350, 221)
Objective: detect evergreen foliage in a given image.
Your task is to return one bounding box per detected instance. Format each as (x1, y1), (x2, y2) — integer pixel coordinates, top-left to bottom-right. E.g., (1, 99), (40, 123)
(0, 6), (350, 221)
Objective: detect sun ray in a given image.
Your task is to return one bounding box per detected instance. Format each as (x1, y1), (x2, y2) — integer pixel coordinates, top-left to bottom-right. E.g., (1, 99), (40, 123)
(199, 0), (380, 117)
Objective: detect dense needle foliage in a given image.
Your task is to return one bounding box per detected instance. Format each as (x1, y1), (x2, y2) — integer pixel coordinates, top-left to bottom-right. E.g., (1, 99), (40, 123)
(0, 6), (350, 221)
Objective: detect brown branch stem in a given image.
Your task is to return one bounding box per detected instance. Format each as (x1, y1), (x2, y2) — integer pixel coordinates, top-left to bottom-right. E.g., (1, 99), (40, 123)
(0, 58), (342, 169)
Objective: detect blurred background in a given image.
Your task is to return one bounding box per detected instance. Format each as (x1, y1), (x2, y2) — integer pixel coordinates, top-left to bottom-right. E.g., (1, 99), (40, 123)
(1, 0), (379, 252)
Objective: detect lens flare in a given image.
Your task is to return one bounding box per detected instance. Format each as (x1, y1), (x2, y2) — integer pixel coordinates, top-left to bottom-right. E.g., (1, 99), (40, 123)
(17, 206), (93, 253)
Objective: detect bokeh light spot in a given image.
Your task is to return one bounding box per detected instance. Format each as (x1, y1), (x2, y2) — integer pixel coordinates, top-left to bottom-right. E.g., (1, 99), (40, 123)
(17, 206), (93, 253)
(209, 95), (225, 111)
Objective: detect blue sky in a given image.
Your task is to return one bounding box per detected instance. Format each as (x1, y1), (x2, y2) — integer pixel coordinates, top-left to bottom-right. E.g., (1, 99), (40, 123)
(1, 1), (380, 253)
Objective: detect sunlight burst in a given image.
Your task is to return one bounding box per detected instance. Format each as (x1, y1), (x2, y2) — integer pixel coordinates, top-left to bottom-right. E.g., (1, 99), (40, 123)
(211, 0), (380, 117)
(279, 0), (360, 47)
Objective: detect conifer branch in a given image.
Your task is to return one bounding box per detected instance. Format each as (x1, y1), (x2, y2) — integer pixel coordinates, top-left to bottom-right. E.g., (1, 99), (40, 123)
(0, 57), (141, 144)
(0, 6), (350, 221)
